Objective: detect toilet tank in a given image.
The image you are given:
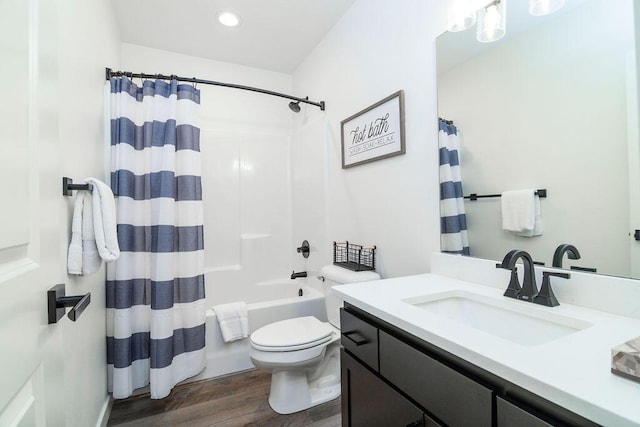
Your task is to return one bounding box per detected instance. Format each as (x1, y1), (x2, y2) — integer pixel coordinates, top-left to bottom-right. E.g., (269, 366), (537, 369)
(320, 265), (380, 328)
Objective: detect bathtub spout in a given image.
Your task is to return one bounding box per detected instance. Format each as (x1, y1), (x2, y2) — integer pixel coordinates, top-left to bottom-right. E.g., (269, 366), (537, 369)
(291, 271), (307, 279)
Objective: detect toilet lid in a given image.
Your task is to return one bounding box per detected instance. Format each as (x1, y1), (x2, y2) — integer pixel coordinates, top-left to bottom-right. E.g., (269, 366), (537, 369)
(250, 316), (334, 352)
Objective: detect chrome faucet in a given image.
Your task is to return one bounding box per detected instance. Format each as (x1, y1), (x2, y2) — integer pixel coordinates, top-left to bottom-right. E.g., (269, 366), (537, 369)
(291, 271), (307, 279)
(497, 250), (538, 302)
(552, 244), (581, 268)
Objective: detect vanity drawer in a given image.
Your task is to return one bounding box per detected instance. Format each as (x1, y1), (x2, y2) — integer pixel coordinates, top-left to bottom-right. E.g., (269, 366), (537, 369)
(340, 308), (379, 371)
(497, 397), (553, 427)
(379, 331), (493, 427)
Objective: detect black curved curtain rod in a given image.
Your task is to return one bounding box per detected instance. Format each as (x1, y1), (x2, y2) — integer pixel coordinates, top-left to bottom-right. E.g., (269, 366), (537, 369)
(105, 67), (325, 111)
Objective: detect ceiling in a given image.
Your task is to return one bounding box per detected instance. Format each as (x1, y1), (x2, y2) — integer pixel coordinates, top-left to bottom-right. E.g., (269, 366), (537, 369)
(111, 0), (355, 74)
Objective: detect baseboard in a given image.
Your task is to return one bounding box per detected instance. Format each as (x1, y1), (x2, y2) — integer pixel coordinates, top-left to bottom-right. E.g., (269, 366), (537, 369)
(96, 395), (113, 427)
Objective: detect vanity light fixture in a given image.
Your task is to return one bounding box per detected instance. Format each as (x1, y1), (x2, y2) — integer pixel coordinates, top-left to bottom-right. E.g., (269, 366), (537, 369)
(447, 0), (567, 44)
(217, 11), (241, 27)
(528, 0), (565, 16)
(476, 0), (506, 43)
(447, 0), (477, 32)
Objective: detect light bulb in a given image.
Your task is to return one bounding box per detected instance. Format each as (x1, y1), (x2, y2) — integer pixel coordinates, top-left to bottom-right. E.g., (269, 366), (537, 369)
(477, 0), (506, 43)
(447, 0), (477, 32)
(485, 5), (500, 31)
(529, 0), (565, 16)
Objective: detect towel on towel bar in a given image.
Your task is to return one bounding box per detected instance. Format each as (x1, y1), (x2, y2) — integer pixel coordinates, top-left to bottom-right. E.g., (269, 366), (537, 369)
(67, 178), (120, 275)
(85, 178), (120, 261)
(68, 192), (100, 274)
(213, 302), (249, 342)
(501, 189), (543, 237)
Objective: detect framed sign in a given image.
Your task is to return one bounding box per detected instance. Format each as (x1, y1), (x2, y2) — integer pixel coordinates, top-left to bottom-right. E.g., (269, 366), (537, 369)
(341, 90), (405, 169)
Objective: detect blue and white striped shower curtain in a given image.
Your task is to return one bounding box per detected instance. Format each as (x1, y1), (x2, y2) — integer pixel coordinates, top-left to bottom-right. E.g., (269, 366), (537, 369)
(106, 77), (206, 399)
(439, 118), (470, 255)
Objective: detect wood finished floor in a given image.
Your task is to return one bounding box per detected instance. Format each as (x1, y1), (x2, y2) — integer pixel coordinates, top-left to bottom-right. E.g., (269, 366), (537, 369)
(107, 369), (342, 427)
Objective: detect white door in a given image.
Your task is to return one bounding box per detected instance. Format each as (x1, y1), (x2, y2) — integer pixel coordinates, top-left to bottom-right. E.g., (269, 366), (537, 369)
(0, 0), (66, 425)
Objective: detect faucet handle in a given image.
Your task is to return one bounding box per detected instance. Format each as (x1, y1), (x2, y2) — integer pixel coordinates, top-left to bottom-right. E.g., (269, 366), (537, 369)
(497, 263), (522, 298)
(296, 240), (310, 258)
(545, 271), (570, 279)
(570, 266), (597, 273)
(503, 268), (522, 299)
(533, 271), (570, 307)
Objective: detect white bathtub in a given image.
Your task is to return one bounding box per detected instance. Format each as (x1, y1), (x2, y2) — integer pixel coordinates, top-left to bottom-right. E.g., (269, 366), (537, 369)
(189, 279), (327, 382)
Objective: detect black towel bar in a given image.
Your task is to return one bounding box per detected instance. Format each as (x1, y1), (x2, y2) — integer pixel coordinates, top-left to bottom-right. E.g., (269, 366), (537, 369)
(464, 189), (547, 201)
(62, 177), (93, 196)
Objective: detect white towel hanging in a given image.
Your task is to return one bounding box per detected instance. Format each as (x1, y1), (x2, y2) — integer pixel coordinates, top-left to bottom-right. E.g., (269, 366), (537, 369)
(67, 178), (120, 275)
(85, 178), (120, 261)
(501, 189), (543, 237)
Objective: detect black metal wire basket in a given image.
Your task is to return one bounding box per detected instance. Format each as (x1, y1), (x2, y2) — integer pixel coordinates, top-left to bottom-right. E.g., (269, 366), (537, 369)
(333, 241), (376, 271)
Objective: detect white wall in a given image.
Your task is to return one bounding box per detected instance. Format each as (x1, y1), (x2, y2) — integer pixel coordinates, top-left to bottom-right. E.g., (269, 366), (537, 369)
(57, 0), (120, 425)
(291, 1), (448, 279)
(289, 114), (332, 277)
(120, 44), (299, 302)
(438, 0), (633, 275)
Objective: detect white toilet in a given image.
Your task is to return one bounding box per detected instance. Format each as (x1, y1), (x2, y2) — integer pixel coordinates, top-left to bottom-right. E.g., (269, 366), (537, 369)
(249, 265), (380, 414)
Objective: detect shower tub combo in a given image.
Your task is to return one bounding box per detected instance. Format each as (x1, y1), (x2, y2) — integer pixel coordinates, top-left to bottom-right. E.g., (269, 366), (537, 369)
(190, 278), (327, 382)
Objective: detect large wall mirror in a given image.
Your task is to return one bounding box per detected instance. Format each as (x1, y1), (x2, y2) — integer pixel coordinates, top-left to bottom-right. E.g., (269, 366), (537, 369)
(437, 0), (640, 279)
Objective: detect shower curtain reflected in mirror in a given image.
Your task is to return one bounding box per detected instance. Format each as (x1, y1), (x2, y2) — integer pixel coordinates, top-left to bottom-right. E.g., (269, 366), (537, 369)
(106, 77), (206, 399)
(439, 118), (470, 255)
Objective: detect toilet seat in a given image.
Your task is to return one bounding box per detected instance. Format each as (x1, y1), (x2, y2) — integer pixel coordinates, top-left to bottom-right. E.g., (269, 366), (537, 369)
(250, 316), (334, 352)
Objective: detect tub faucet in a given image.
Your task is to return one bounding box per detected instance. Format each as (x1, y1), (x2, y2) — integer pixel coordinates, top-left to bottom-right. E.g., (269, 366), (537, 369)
(497, 249), (538, 302)
(291, 271), (307, 280)
(552, 244), (581, 268)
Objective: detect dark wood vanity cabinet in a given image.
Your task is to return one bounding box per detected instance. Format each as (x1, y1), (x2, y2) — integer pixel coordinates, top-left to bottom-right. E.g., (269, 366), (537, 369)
(340, 305), (599, 427)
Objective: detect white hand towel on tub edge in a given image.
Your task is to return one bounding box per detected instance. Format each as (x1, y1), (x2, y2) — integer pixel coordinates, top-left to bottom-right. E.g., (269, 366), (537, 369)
(213, 302), (249, 342)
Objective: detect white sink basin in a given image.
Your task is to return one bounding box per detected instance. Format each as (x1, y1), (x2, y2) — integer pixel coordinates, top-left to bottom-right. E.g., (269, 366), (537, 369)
(403, 291), (593, 346)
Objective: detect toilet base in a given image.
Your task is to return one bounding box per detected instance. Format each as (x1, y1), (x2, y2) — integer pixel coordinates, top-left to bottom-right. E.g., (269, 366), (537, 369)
(266, 344), (341, 414)
(268, 371), (341, 414)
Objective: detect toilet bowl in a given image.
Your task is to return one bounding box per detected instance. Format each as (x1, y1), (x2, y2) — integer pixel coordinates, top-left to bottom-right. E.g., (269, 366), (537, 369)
(249, 265), (380, 414)
(249, 316), (341, 414)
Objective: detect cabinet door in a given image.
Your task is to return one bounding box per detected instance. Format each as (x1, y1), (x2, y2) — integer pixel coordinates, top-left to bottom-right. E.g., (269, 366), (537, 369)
(379, 331), (493, 427)
(342, 349), (435, 427)
(497, 397), (554, 427)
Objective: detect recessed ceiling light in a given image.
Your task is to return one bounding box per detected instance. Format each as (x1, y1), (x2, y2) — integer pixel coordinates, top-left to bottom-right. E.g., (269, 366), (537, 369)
(217, 11), (241, 27)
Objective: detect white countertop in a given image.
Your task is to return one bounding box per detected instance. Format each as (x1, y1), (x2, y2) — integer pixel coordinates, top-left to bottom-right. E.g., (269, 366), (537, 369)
(333, 273), (640, 426)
